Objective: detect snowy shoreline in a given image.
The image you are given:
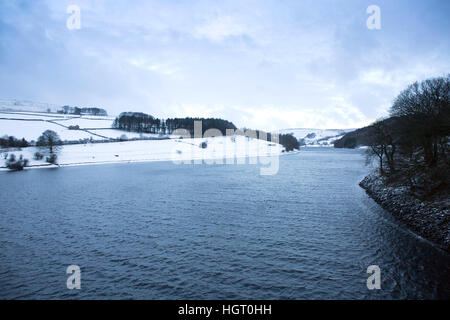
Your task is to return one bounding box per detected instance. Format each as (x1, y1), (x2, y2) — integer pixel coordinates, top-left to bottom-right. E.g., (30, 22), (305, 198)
(1, 135), (292, 172)
(360, 171), (450, 252)
(0, 151), (299, 172)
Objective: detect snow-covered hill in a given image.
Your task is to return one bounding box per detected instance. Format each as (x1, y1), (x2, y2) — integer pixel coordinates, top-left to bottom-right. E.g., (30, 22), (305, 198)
(0, 109), (286, 171)
(1, 99), (353, 148)
(0, 99), (108, 116)
(276, 128), (355, 147)
(0, 99), (61, 113)
(0, 111), (155, 142)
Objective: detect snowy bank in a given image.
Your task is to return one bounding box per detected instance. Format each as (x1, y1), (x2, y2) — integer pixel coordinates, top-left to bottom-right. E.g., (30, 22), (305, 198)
(360, 171), (450, 252)
(1, 135), (285, 174)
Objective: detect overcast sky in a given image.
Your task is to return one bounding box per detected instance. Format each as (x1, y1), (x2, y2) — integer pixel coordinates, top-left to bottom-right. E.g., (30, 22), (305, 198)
(0, 0), (449, 130)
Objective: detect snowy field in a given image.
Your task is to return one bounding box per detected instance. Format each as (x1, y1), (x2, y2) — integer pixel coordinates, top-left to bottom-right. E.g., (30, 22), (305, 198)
(0, 136), (284, 169)
(0, 111), (142, 141)
(51, 117), (115, 128)
(0, 110), (285, 170)
(0, 111), (168, 141)
(0, 111), (71, 120)
(0, 118), (98, 141)
(0, 108), (354, 171)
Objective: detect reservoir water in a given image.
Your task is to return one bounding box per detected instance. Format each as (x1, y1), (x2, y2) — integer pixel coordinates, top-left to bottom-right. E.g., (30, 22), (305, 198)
(0, 148), (448, 299)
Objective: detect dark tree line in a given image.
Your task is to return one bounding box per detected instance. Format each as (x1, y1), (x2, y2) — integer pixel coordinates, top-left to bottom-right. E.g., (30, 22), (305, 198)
(59, 106), (108, 116)
(113, 112), (237, 135)
(113, 112), (300, 151)
(0, 136), (29, 148)
(365, 75), (449, 197)
(113, 112), (161, 133)
(166, 117), (237, 135)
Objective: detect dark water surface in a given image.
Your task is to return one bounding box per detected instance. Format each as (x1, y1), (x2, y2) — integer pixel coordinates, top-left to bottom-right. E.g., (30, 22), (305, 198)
(0, 148), (448, 299)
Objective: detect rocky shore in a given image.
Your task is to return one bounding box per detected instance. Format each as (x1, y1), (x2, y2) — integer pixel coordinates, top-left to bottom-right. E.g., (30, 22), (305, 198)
(360, 171), (449, 252)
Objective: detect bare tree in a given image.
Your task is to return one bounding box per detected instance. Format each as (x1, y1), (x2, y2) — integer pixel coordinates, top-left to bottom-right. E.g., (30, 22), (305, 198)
(36, 130), (61, 154)
(365, 119), (396, 174)
(390, 75), (449, 167)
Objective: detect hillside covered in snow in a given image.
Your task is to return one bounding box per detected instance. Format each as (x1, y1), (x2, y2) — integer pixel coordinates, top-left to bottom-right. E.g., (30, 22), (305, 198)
(276, 128), (354, 147)
(0, 110), (160, 142)
(0, 108), (285, 171)
(0, 99), (62, 113)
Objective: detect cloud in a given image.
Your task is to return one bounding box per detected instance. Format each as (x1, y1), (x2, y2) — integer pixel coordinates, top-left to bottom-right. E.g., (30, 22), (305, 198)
(195, 15), (248, 42)
(0, 0), (449, 129)
(127, 57), (181, 77)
